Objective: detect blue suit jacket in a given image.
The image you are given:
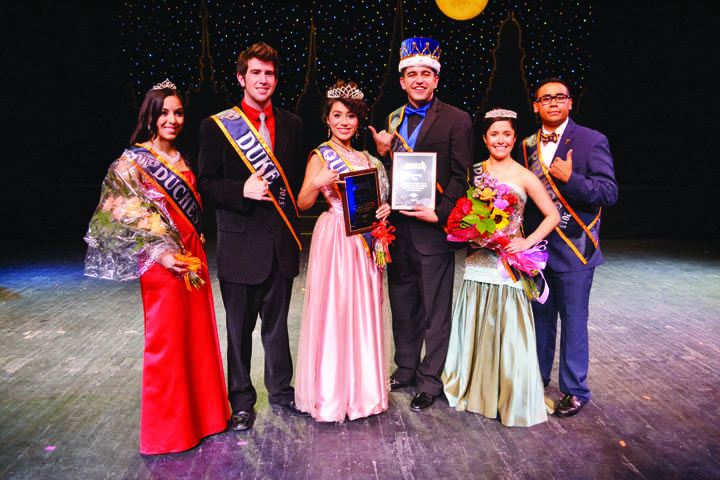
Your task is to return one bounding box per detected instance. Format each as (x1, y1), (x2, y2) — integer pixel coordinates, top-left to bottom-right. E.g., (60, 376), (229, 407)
(522, 119), (618, 272)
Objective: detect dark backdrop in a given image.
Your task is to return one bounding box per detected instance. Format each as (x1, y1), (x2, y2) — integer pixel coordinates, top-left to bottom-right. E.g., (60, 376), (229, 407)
(1, 2), (716, 246)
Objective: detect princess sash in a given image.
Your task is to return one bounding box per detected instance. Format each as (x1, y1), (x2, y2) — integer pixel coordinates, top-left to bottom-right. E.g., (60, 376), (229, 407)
(211, 107), (301, 250)
(522, 134), (600, 265)
(127, 145), (203, 236)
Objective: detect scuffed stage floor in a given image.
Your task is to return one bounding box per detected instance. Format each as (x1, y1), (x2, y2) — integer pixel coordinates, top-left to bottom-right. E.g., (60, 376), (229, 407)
(1, 239), (719, 479)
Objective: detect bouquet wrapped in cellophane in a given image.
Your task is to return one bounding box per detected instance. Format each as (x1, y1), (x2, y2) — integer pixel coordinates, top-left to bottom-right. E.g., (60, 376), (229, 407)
(84, 153), (205, 290)
(445, 170), (548, 303)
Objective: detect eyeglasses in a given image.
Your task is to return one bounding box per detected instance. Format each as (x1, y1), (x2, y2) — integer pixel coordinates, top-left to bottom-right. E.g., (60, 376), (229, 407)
(535, 94), (571, 105)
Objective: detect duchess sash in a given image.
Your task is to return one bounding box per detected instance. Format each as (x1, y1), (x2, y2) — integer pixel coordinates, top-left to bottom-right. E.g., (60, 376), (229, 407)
(522, 134), (600, 265)
(313, 142), (373, 255)
(211, 107), (301, 250)
(127, 145), (203, 236)
(387, 105), (444, 195)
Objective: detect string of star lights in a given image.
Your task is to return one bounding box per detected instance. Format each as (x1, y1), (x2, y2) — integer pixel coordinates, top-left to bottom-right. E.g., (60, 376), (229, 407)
(120, 0), (592, 114)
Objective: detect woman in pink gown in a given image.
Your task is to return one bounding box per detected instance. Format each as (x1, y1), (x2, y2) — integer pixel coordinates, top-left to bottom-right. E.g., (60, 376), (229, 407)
(294, 81), (391, 422)
(84, 81), (230, 454)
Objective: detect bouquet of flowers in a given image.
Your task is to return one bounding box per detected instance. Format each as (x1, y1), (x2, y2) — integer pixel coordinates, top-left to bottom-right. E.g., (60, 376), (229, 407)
(84, 155), (206, 290)
(445, 170), (548, 302)
(371, 219), (395, 270)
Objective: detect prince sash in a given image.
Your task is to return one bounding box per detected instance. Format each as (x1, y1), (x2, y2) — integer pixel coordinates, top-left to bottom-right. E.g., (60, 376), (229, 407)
(522, 134), (600, 265)
(387, 105), (444, 195)
(211, 107), (301, 250)
(313, 142), (373, 255)
(127, 145), (203, 236)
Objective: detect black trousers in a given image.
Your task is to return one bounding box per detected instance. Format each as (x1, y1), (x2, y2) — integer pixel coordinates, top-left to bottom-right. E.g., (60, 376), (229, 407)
(220, 258), (295, 412)
(387, 230), (455, 396)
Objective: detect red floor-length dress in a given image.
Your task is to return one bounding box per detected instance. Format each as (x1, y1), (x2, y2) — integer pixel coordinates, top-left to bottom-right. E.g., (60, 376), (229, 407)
(138, 170), (230, 454)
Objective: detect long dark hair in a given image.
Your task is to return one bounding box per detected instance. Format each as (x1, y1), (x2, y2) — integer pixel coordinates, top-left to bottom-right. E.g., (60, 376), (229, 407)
(129, 87), (193, 169)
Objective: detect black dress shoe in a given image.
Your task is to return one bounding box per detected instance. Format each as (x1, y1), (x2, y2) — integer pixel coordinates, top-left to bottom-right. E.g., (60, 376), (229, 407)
(554, 395), (586, 417)
(410, 392), (436, 411)
(274, 400), (310, 417)
(389, 374), (414, 391)
(231, 410), (255, 431)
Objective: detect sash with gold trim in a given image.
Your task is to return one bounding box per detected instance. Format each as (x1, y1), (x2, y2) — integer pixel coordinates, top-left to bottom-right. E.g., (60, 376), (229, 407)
(387, 105), (444, 196)
(313, 142), (374, 255)
(127, 144), (203, 236)
(522, 134), (600, 265)
(211, 107), (301, 250)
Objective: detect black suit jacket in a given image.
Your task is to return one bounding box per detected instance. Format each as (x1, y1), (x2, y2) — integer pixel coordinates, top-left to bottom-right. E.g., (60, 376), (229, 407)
(197, 106), (304, 284)
(385, 97), (474, 255)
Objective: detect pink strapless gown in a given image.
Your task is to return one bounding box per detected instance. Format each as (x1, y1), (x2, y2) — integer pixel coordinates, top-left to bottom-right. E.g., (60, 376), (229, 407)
(294, 157), (388, 422)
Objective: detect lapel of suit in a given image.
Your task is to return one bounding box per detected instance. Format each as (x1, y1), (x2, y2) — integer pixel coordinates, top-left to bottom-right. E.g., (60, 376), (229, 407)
(272, 107), (288, 164)
(414, 97), (442, 150)
(554, 118), (576, 162)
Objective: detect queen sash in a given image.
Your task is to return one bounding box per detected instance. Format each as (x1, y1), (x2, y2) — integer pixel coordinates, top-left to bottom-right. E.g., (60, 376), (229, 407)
(211, 107), (301, 250)
(387, 105), (444, 196)
(313, 142), (374, 255)
(127, 145), (203, 237)
(522, 134), (600, 265)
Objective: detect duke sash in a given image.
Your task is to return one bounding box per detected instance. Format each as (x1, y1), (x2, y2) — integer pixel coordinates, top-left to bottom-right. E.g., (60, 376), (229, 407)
(387, 105), (444, 195)
(211, 107), (301, 250)
(313, 142), (374, 255)
(127, 145), (203, 236)
(522, 134), (600, 265)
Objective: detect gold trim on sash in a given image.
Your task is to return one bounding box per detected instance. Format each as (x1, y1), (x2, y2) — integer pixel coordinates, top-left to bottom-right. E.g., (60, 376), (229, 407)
(129, 144), (203, 237)
(211, 107), (302, 250)
(314, 142), (372, 256)
(388, 106), (444, 195)
(525, 135), (600, 265)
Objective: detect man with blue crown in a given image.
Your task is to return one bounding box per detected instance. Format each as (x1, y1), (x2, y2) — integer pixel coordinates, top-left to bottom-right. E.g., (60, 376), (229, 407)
(370, 37), (474, 411)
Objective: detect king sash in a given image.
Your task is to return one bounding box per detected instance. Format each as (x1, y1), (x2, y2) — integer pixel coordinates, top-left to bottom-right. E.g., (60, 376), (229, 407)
(522, 134), (600, 265)
(127, 145), (203, 236)
(211, 107), (301, 250)
(387, 105), (444, 196)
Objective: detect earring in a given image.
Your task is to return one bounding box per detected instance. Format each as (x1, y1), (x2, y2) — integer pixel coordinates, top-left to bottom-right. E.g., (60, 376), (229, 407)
(327, 126), (331, 139)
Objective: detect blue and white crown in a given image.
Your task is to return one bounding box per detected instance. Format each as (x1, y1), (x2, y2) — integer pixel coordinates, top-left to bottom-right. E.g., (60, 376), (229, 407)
(399, 37), (441, 73)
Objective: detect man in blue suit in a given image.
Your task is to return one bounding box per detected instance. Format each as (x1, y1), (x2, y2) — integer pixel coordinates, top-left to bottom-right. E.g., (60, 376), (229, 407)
(521, 77), (618, 417)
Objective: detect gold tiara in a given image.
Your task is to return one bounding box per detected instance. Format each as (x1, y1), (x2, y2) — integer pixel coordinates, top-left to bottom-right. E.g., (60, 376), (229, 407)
(327, 84), (364, 100)
(152, 79), (177, 90)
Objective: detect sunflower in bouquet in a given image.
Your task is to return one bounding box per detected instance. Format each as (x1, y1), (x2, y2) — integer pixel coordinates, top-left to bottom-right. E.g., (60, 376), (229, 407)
(445, 171), (548, 302)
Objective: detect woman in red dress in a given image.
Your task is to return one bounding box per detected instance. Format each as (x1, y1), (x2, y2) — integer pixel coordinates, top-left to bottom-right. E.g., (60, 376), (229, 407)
(84, 80), (230, 454)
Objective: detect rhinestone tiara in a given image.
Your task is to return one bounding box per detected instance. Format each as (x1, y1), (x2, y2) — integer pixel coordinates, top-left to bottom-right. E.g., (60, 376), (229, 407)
(327, 84), (364, 100)
(152, 79), (177, 90)
(484, 108), (517, 119)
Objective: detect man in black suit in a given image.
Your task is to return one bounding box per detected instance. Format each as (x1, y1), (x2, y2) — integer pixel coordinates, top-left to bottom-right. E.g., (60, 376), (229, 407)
(370, 37), (474, 411)
(198, 42), (306, 431)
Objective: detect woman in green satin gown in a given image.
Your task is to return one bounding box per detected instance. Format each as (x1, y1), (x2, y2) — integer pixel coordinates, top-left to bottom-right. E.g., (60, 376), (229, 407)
(442, 109), (559, 426)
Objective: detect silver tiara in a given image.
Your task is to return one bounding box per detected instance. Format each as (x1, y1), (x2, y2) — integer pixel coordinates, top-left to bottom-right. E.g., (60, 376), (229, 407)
(152, 79), (177, 90)
(485, 108), (517, 119)
(327, 84), (364, 100)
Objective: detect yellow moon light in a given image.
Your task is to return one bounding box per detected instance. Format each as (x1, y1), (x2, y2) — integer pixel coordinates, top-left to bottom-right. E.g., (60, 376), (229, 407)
(436, 0), (489, 21)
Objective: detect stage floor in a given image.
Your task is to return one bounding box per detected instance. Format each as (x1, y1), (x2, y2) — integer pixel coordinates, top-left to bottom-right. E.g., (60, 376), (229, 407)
(1, 239), (719, 479)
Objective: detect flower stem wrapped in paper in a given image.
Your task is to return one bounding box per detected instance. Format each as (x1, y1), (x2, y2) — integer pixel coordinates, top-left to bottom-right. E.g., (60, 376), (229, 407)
(84, 151), (206, 290)
(445, 171), (549, 303)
